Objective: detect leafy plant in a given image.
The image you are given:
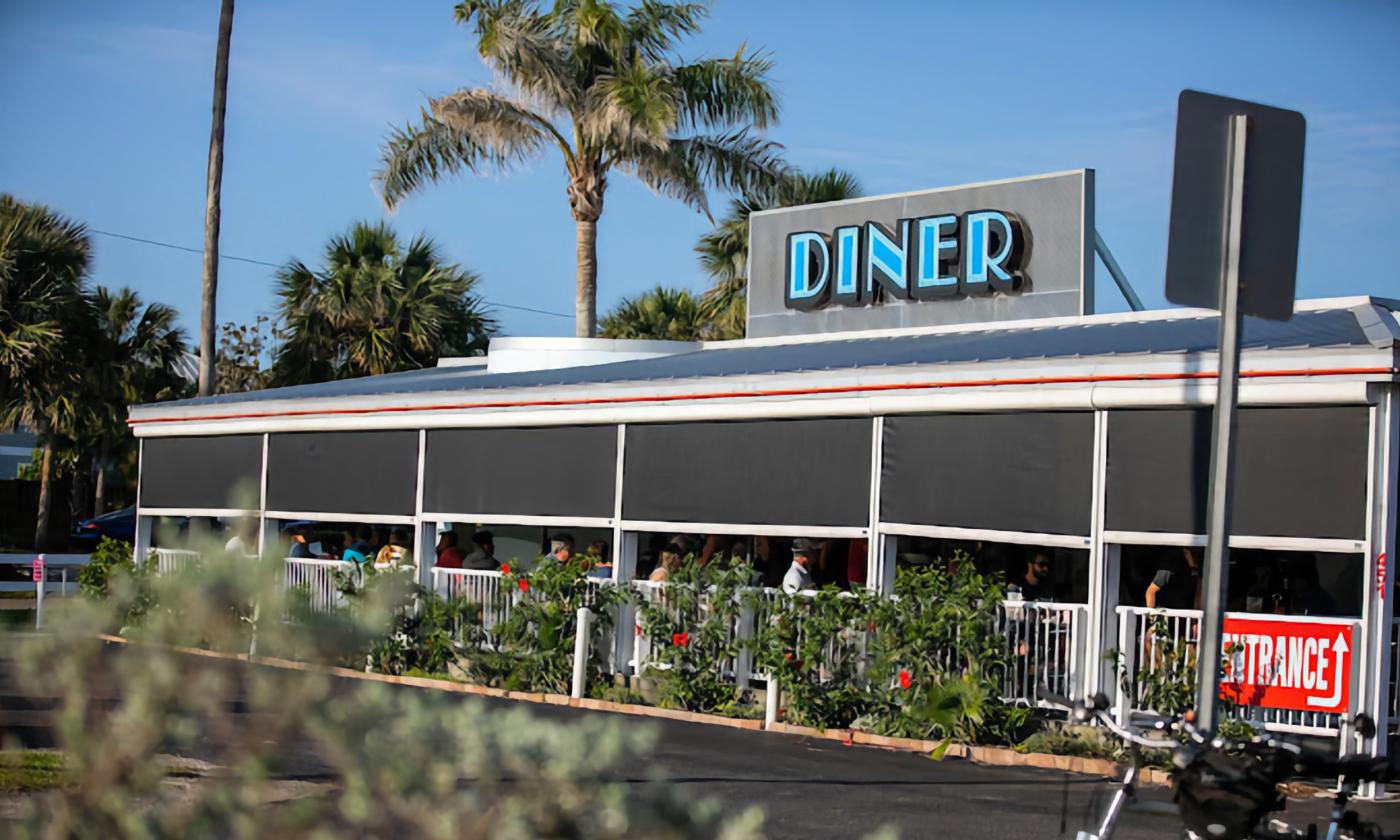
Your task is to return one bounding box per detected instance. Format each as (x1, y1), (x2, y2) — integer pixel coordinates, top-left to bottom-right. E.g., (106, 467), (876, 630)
(752, 584), (880, 730)
(470, 558), (625, 694)
(76, 537), (135, 599)
(633, 554), (758, 713)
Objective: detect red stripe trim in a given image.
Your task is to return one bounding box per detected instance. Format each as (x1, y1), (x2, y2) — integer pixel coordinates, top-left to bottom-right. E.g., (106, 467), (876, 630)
(128, 366), (1399, 426)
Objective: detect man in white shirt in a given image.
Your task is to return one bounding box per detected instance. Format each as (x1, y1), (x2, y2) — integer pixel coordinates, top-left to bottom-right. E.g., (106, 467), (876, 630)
(782, 538), (817, 594)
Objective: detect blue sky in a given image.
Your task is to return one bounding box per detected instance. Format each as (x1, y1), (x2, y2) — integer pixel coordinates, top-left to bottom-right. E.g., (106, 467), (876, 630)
(1, 1), (1397, 339)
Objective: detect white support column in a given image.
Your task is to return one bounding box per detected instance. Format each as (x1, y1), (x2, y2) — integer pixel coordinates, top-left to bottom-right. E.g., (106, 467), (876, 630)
(256, 433), (271, 558)
(865, 416), (885, 593)
(1362, 388), (1397, 774)
(611, 424), (627, 583)
(133, 439), (151, 565)
(610, 424), (635, 675)
(412, 429), (431, 592)
(878, 535), (897, 595)
(1085, 409), (1112, 698)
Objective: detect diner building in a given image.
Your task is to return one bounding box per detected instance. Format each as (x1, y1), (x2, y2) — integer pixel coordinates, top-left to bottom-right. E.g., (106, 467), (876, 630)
(128, 171), (1399, 754)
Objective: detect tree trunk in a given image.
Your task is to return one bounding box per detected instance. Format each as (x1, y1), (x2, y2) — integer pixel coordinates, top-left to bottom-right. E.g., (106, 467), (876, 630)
(69, 450), (93, 526)
(34, 441), (56, 552)
(93, 442), (108, 516)
(575, 218), (598, 338)
(566, 169), (605, 339)
(198, 0), (235, 397)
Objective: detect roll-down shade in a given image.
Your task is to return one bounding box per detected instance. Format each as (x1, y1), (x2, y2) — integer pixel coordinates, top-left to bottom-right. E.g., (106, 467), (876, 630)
(880, 412), (1095, 536)
(140, 434), (264, 510)
(423, 426), (617, 518)
(1105, 406), (1369, 540)
(266, 431), (419, 516)
(622, 419), (871, 527)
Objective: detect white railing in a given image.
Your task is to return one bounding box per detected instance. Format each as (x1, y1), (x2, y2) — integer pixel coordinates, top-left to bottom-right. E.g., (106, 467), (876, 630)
(152, 548), (202, 576)
(284, 557), (358, 614)
(997, 600), (1089, 707)
(1114, 606), (1350, 735)
(0, 553), (88, 594)
(433, 568), (510, 642)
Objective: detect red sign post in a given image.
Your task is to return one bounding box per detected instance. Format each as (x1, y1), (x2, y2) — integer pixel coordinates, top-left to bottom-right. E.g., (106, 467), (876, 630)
(32, 554), (44, 582)
(1218, 615), (1356, 715)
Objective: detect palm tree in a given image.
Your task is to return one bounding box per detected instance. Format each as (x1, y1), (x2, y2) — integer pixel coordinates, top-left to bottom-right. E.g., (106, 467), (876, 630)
(697, 168), (863, 339)
(198, 0), (236, 397)
(84, 287), (190, 514)
(599, 285), (706, 340)
(271, 221), (496, 385)
(378, 0), (785, 338)
(0, 195), (90, 550)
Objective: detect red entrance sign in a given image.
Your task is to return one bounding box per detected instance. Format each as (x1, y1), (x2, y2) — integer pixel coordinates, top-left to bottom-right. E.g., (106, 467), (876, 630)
(1219, 615), (1356, 715)
(32, 554), (44, 582)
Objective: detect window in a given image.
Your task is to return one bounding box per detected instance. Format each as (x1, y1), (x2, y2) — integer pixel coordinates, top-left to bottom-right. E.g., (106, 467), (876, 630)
(1116, 545), (1362, 618)
(892, 535), (1089, 603)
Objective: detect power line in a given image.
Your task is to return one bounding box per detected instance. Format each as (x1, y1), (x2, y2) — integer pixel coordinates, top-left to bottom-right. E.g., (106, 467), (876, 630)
(89, 228), (575, 320)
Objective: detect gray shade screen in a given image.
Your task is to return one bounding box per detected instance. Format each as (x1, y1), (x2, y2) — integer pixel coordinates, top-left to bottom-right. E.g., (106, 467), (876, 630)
(1105, 407), (1368, 539)
(880, 412), (1095, 536)
(424, 426), (617, 518)
(622, 419), (871, 527)
(140, 435), (264, 510)
(266, 431), (419, 516)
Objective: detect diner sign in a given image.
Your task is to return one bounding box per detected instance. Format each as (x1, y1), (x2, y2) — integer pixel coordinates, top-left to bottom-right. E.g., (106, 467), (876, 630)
(1218, 615), (1358, 715)
(746, 170), (1095, 339)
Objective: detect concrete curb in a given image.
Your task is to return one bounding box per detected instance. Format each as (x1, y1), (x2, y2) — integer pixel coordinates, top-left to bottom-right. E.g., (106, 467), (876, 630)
(95, 634), (1168, 786)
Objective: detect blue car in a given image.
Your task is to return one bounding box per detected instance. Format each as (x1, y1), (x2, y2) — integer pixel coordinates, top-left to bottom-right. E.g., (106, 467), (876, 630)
(70, 506), (136, 551)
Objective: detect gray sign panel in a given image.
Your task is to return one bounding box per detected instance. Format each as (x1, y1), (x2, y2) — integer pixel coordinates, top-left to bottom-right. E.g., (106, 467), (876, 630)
(1164, 91), (1305, 322)
(746, 170), (1094, 339)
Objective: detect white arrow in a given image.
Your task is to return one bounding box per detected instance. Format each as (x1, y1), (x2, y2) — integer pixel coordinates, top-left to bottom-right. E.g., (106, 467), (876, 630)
(1306, 631), (1349, 709)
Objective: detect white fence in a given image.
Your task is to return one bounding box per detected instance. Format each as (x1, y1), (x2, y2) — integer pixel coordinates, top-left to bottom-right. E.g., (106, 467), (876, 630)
(0, 553), (88, 595)
(998, 601), (1089, 707)
(1114, 606), (1354, 735)
(283, 558), (359, 614)
(152, 548), (202, 576)
(432, 568), (510, 642)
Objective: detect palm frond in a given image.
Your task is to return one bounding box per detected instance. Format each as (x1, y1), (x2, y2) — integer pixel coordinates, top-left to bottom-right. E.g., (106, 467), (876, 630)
(626, 0), (707, 61)
(582, 60), (676, 155)
(430, 88), (561, 164)
(377, 110), (501, 209)
(667, 129), (787, 197)
(672, 50), (778, 131)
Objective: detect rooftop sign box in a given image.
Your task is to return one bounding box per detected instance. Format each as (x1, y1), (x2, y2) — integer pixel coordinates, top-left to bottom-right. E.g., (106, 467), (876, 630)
(746, 170), (1095, 339)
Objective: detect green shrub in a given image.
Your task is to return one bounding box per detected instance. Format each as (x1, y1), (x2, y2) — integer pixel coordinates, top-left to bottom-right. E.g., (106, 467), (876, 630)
(468, 558), (625, 694)
(634, 554), (758, 714)
(76, 537), (135, 599)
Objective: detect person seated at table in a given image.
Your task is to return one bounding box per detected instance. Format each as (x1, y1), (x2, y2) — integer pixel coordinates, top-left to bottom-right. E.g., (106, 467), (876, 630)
(375, 528), (411, 568)
(287, 525), (317, 559)
(1011, 550), (1055, 601)
(648, 544), (682, 582)
(462, 530), (498, 571)
(436, 528), (465, 569)
(343, 525), (374, 565)
(544, 533), (575, 565)
(585, 540), (612, 579)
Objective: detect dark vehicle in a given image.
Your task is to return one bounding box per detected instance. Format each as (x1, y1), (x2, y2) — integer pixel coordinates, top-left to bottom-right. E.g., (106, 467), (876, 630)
(70, 506), (136, 551)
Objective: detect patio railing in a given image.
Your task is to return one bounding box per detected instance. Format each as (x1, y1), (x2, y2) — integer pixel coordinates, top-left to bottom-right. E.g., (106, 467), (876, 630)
(997, 600), (1089, 707)
(152, 548), (202, 576)
(284, 557), (359, 614)
(1114, 605), (1351, 735)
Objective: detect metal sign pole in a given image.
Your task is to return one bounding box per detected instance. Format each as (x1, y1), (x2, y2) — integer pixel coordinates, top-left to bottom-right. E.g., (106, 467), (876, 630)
(1195, 113), (1249, 735)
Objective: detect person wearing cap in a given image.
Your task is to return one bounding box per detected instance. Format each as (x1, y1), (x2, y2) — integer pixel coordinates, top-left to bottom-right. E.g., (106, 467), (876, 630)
(435, 525), (465, 569)
(783, 538), (818, 594)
